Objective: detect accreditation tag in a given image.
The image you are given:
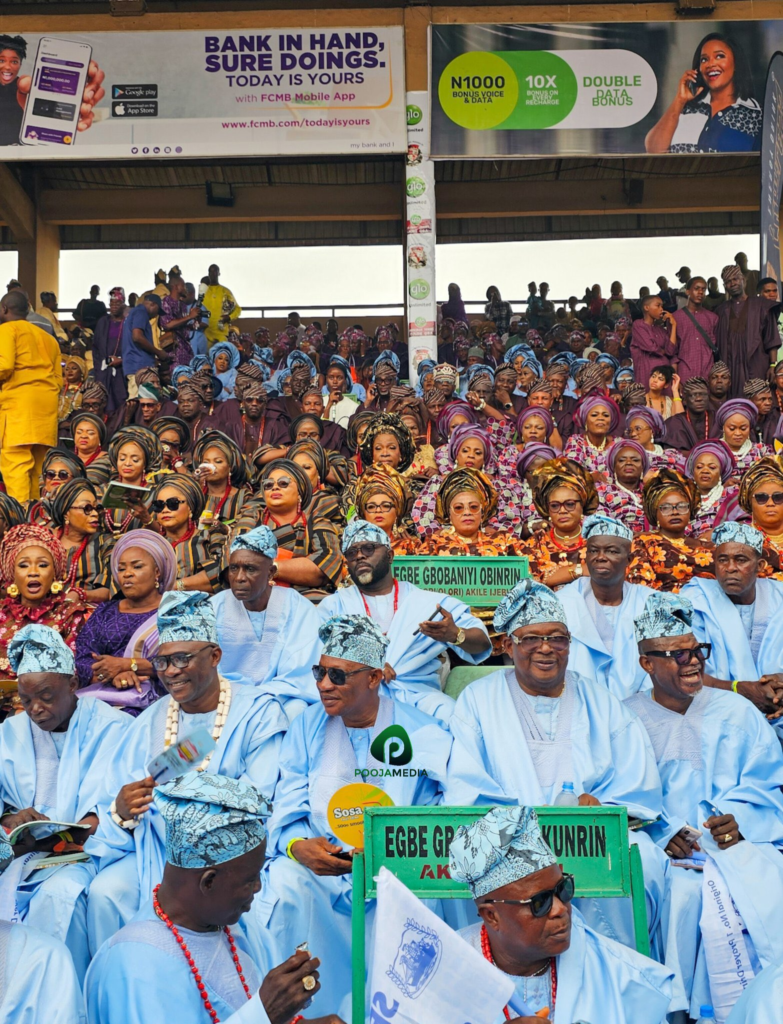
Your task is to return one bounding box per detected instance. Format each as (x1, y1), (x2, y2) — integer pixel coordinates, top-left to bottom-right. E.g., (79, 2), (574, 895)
(147, 727), (216, 784)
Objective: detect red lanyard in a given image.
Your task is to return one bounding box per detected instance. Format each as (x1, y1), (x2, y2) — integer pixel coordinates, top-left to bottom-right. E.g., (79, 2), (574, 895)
(480, 925), (557, 1020)
(360, 579), (399, 633)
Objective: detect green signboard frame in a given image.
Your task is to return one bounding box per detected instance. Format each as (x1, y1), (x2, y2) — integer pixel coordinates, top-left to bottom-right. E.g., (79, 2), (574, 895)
(351, 805), (648, 1023)
(391, 556), (529, 606)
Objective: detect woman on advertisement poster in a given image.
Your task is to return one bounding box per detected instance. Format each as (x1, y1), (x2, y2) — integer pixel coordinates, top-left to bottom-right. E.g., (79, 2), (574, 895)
(646, 32), (761, 153)
(0, 33), (104, 147)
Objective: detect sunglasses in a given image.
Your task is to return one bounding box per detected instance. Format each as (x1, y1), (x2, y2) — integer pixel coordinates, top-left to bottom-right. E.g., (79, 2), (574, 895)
(151, 497), (187, 513)
(752, 491), (783, 506)
(151, 644), (214, 673)
(44, 469), (71, 481)
(644, 643), (711, 666)
(71, 502), (103, 515)
(548, 500), (580, 513)
(482, 874), (575, 918)
(510, 633), (571, 652)
(263, 477), (293, 490)
(312, 665), (368, 686)
(345, 542), (383, 561)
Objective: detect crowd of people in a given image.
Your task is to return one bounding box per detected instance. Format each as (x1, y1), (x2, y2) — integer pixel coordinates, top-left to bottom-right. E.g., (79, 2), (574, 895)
(0, 249), (781, 1023)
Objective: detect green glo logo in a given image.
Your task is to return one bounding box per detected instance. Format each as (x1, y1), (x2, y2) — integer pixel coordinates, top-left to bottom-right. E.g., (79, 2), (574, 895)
(371, 724), (413, 766)
(407, 104), (423, 126)
(406, 177), (426, 198)
(409, 279), (430, 300)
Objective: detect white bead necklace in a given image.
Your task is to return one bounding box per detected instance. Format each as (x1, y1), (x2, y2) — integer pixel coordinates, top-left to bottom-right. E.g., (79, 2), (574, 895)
(163, 676), (231, 771)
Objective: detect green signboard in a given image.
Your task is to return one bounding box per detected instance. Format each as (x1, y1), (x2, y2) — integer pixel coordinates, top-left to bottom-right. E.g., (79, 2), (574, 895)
(391, 556), (528, 606)
(362, 805), (631, 900)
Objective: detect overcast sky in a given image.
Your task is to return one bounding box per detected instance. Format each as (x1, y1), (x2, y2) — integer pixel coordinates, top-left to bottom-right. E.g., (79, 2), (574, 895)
(0, 232), (754, 314)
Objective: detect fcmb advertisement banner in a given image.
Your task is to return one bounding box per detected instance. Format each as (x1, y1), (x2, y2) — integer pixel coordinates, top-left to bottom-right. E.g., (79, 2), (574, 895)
(0, 28), (406, 159)
(431, 21), (783, 158)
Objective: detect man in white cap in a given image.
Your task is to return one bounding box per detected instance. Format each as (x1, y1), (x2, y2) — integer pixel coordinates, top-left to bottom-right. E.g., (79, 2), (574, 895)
(680, 522), (783, 726)
(627, 591), (783, 1020)
(445, 578), (668, 954)
(558, 514), (655, 700)
(448, 805), (673, 1023)
(85, 771), (343, 1024)
(318, 518), (491, 722)
(257, 613), (452, 1018)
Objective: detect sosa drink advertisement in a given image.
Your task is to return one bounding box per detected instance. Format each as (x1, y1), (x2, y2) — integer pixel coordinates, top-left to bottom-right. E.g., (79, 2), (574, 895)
(431, 20), (783, 158)
(0, 27), (405, 159)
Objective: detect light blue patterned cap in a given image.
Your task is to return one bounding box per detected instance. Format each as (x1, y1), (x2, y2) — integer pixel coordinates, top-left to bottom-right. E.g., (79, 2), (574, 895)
(634, 592), (694, 643)
(0, 829), (11, 874)
(449, 806), (557, 899)
(153, 772), (272, 869)
(493, 578), (566, 635)
(318, 614), (389, 669)
(582, 513), (633, 543)
(711, 521), (764, 554)
(341, 517), (391, 553)
(7, 624), (75, 677)
(157, 591), (218, 646)
(230, 525), (279, 560)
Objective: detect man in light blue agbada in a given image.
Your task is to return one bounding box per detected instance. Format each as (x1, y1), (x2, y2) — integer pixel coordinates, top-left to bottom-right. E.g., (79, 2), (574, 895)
(0, 826), (87, 1023)
(445, 578), (669, 955)
(211, 525), (322, 724)
(255, 613), (452, 1019)
(680, 522), (783, 729)
(86, 590), (287, 957)
(85, 772), (341, 1024)
(318, 519), (491, 722)
(449, 806), (673, 1024)
(559, 514), (656, 700)
(627, 591), (783, 1019)
(0, 624), (131, 982)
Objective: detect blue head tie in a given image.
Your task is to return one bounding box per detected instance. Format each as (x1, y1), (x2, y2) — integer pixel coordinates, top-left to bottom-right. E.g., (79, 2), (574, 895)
(230, 525), (279, 560)
(318, 614), (389, 669)
(582, 513), (633, 542)
(711, 522), (764, 554)
(341, 518), (391, 554)
(634, 592), (694, 643)
(493, 578), (565, 635)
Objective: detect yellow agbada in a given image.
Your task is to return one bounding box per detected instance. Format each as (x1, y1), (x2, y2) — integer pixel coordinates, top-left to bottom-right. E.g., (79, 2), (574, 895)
(0, 319), (62, 446)
(202, 284), (242, 345)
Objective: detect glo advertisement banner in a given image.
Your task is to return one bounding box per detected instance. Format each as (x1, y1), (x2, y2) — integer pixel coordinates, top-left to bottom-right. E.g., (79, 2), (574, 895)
(431, 21), (783, 158)
(0, 28), (405, 159)
(760, 53), (783, 284)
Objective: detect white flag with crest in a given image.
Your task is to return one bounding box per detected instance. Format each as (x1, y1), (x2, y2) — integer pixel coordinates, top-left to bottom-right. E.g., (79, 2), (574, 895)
(368, 866), (514, 1024)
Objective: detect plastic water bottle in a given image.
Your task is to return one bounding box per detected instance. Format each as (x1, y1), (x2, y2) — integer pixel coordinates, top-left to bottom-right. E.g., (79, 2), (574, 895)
(553, 782), (579, 807)
(697, 1006), (715, 1023)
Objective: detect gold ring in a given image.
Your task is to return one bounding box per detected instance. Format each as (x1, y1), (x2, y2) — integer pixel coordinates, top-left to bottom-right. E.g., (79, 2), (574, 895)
(302, 975), (316, 992)
(722, 834), (733, 843)
(117, 679), (126, 687)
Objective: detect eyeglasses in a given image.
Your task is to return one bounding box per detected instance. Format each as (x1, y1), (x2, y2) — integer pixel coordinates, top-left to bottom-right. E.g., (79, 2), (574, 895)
(151, 498), (187, 513)
(71, 502), (103, 515)
(312, 664), (369, 686)
(644, 643), (711, 666)
(752, 491), (783, 506)
(658, 502), (691, 515)
(363, 502), (395, 514)
(44, 469), (71, 481)
(548, 500), (580, 513)
(482, 874), (575, 918)
(345, 542), (383, 561)
(151, 644), (215, 673)
(263, 477), (293, 490)
(510, 632), (571, 652)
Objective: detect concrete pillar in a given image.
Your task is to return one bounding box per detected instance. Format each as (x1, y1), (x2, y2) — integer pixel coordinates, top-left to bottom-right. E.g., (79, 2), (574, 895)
(17, 214), (60, 305)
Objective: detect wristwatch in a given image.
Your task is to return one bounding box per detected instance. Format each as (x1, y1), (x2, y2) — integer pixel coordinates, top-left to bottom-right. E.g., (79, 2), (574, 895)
(571, 563), (584, 579)
(130, 658), (138, 673)
(454, 627), (467, 647)
(110, 799), (141, 831)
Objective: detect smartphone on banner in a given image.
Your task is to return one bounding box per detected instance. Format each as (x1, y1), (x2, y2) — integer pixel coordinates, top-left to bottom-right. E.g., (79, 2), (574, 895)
(20, 37), (92, 147)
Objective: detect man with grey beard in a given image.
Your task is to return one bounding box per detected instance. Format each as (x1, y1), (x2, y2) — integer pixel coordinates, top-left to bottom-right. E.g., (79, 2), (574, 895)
(317, 519), (491, 723)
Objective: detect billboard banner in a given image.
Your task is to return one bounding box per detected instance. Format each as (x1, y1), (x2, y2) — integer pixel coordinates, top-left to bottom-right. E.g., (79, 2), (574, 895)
(405, 90), (438, 382)
(0, 28), (405, 159)
(760, 53), (783, 283)
(431, 21), (783, 158)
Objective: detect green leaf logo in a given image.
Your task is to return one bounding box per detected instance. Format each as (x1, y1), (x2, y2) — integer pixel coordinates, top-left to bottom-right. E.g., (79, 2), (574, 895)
(371, 724), (413, 766)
